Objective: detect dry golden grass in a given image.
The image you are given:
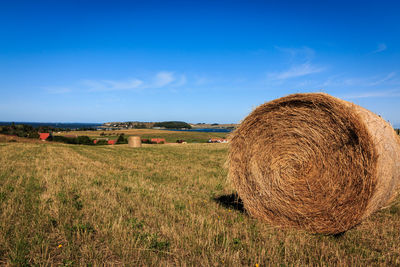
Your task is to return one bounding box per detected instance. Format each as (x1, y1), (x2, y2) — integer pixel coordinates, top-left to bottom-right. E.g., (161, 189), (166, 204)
(0, 141), (400, 265)
(57, 129), (228, 143)
(0, 134), (44, 144)
(60, 129), (173, 136)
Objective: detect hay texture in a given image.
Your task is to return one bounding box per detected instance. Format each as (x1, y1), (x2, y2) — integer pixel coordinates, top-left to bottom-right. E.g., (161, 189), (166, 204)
(229, 93), (400, 234)
(128, 136), (142, 148)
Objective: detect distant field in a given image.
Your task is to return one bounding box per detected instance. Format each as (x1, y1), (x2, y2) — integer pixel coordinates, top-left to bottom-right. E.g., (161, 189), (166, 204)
(0, 142), (400, 265)
(56, 129), (228, 143)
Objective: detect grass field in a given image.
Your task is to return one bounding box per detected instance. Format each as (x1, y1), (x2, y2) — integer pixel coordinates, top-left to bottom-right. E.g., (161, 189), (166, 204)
(0, 141), (400, 265)
(57, 129), (229, 143)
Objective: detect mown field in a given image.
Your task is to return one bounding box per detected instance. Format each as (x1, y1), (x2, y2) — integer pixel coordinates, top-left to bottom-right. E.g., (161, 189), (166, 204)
(0, 141), (400, 266)
(57, 129), (229, 143)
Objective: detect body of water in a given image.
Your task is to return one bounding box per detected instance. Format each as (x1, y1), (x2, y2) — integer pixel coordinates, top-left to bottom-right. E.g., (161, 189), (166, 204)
(0, 122), (102, 129)
(163, 128), (233, 133)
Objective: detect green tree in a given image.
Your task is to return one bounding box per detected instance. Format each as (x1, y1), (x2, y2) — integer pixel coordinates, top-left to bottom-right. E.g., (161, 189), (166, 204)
(153, 121), (191, 129)
(116, 134), (127, 144)
(77, 136), (93, 145)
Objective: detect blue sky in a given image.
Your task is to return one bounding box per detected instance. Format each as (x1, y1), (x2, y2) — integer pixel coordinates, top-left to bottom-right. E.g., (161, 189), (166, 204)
(0, 0), (399, 126)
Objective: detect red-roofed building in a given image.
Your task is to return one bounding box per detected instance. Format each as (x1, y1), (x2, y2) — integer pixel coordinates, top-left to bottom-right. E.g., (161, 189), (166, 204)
(108, 140), (117, 145)
(39, 133), (50, 141)
(208, 138), (228, 143)
(151, 138), (166, 144)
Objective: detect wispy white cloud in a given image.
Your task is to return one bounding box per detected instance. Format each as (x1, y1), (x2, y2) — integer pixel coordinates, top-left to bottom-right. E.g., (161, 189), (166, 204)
(371, 43), (387, 54)
(322, 72), (397, 88)
(152, 71), (175, 88)
(268, 62), (325, 80)
(173, 75), (187, 87)
(266, 46), (324, 81)
(194, 76), (211, 86)
(342, 89), (400, 99)
(368, 72), (396, 86)
(44, 71), (188, 95)
(79, 71), (184, 92)
(102, 79), (143, 90)
(82, 78), (143, 92)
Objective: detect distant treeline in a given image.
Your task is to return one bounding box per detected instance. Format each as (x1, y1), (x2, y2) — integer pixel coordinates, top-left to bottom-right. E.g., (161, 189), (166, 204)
(153, 121), (192, 129)
(0, 123), (127, 145)
(49, 135), (93, 145)
(0, 122), (97, 137)
(0, 123), (53, 138)
(132, 123), (148, 129)
(0, 121), (101, 130)
(50, 134), (127, 145)
(102, 121), (193, 129)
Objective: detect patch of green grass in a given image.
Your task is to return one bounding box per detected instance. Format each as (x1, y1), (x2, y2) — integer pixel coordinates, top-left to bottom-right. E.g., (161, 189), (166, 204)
(149, 234), (170, 251)
(72, 223), (96, 234)
(173, 201), (186, 211)
(127, 218), (144, 230)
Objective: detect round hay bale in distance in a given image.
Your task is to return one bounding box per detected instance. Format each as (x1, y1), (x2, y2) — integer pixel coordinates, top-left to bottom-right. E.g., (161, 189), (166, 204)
(228, 93), (400, 234)
(128, 136), (142, 148)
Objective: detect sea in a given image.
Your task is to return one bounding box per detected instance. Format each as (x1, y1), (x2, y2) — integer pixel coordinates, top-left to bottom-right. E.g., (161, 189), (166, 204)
(164, 128), (233, 133)
(0, 122), (102, 129)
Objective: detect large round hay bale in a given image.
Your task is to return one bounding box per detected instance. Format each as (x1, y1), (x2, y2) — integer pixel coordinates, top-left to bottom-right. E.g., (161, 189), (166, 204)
(128, 136), (142, 148)
(229, 93), (400, 234)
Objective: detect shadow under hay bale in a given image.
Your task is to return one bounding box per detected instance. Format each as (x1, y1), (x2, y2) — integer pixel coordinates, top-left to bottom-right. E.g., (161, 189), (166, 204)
(228, 93), (400, 234)
(214, 193), (245, 213)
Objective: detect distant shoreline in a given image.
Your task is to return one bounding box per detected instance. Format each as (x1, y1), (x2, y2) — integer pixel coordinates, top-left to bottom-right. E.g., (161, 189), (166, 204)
(1, 121), (397, 130)
(0, 122), (102, 129)
(162, 128), (232, 133)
